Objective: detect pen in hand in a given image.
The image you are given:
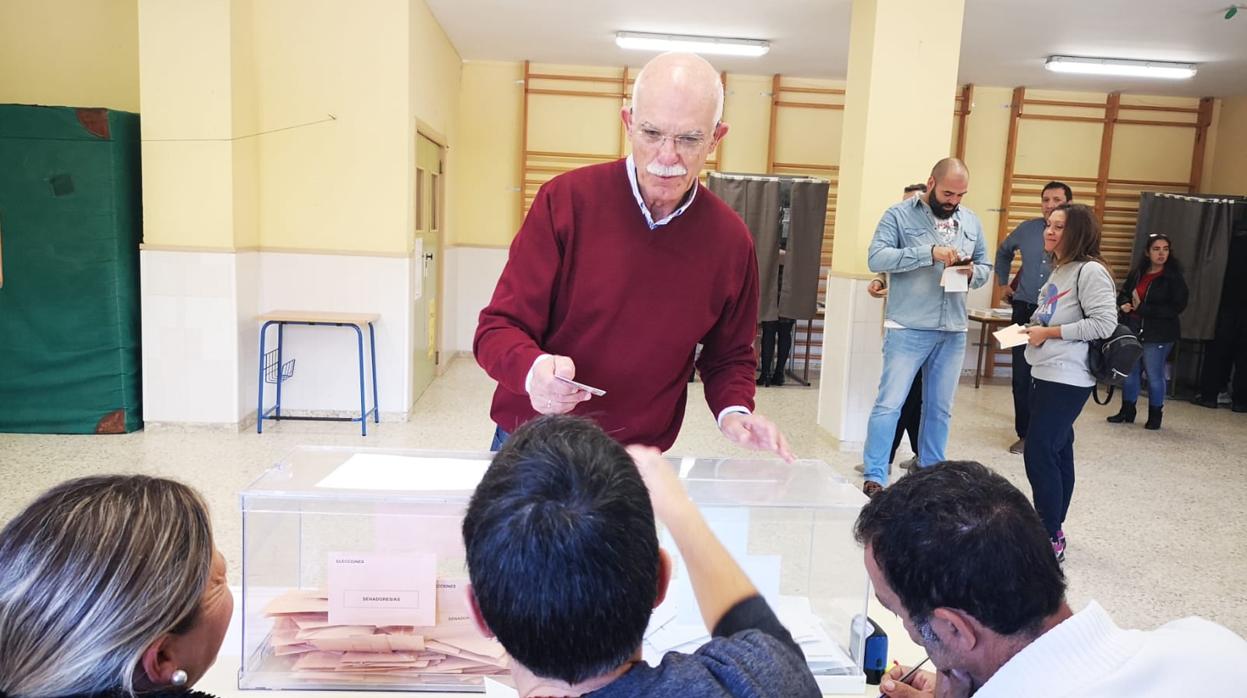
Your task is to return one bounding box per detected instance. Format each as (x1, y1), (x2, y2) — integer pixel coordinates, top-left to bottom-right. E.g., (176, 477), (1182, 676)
(882, 656), (931, 695)
(896, 656), (931, 684)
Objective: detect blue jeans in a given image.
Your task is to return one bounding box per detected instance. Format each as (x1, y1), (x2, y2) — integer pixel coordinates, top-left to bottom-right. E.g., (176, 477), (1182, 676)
(490, 426), (510, 451)
(863, 329), (967, 485)
(1024, 378), (1091, 539)
(1122, 342), (1173, 407)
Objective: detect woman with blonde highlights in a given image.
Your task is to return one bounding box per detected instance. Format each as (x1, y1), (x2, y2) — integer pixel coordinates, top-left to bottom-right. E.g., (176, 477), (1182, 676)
(0, 476), (231, 698)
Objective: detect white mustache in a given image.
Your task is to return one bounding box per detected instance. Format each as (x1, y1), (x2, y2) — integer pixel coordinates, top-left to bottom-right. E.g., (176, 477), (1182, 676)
(647, 161), (688, 177)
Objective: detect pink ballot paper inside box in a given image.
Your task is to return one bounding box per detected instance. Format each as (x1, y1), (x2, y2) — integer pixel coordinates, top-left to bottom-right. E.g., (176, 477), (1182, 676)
(262, 575), (510, 679)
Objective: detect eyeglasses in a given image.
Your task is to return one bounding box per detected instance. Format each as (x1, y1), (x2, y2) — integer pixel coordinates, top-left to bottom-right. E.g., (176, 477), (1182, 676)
(633, 125), (710, 154)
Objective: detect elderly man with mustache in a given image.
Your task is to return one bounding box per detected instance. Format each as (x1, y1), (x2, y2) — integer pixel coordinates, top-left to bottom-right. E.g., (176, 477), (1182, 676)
(475, 52), (791, 459)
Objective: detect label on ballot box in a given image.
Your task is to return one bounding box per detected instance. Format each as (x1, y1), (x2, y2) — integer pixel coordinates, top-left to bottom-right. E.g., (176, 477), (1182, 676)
(328, 551), (437, 627)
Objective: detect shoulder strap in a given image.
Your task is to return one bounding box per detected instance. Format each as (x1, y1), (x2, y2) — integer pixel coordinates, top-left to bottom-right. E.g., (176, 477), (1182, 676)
(1073, 261), (1088, 320)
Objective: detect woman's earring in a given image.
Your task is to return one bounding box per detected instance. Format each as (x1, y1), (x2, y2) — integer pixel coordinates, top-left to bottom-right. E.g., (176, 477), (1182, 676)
(171, 669), (188, 687)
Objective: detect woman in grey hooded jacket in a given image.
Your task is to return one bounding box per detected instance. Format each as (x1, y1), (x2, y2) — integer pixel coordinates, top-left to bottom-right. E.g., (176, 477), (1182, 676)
(1021, 204), (1117, 563)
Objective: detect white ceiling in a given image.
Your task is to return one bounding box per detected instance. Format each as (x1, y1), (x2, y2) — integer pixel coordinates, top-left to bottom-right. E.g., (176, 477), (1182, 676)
(425, 0), (1247, 98)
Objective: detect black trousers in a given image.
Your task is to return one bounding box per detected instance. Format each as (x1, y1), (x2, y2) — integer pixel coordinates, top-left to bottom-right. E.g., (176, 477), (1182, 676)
(889, 370), (922, 463)
(759, 318), (796, 379)
(1199, 313), (1247, 405)
(1024, 378), (1092, 539)
(1011, 300), (1038, 438)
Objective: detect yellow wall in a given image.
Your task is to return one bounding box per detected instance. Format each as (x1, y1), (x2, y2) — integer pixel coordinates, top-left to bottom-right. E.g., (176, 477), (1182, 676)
(410, 0), (462, 255)
(138, 0), (240, 249)
(251, 0), (410, 254)
(1211, 95), (1247, 195)
(771, 77), (845, 169)
(960, 85), (1012, 246)
(452, 61), (522, 247)
(720, 74), (773, 174)
(0, 0), (139, 112)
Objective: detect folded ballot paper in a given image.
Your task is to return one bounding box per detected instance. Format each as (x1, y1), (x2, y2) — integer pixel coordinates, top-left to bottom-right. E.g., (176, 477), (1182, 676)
(993, 323), (1030, 349)
(262, 581), (510, 681)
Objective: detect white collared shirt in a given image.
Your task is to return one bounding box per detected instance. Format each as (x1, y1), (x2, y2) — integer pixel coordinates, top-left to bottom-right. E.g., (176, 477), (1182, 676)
(625, 153), (698, 229)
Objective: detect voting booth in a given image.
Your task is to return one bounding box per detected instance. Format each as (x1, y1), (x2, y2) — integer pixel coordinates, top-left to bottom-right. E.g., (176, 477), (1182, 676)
(238, 447), (871, 693)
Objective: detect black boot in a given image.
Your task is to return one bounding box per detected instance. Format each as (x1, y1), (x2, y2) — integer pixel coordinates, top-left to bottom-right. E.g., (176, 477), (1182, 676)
(1144, 405), (1163, 430)
(1106, 400), (1136, 424)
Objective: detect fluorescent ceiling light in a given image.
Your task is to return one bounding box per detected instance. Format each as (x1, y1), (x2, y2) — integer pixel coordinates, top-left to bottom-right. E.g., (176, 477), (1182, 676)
(1044, 55), (1196, 80)
(615, 31), (769, 57)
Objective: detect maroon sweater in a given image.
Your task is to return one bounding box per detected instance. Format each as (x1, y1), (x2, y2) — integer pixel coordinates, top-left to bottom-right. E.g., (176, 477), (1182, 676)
(474, 159), (759, 450)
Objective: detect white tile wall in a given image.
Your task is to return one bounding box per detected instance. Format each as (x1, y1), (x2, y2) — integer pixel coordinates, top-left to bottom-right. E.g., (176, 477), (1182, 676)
(816, 275), (884, 451)
(141, 250), (241, 424)
(446, 246), (509, 354)
(142, 249), (417, 427)
(257, 252), (413, 416)
(235, 252), (260, 423)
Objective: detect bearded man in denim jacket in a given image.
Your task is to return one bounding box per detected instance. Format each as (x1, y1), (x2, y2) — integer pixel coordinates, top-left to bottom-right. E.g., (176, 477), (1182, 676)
(860, 158), (991, 497)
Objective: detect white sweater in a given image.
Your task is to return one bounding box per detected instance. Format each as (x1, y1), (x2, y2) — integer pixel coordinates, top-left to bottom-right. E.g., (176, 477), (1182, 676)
(976, 601), (1247, 697)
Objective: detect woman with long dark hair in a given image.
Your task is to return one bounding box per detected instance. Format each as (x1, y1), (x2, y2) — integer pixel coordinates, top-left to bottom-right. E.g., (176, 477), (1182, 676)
(1021, 204), (1117, 562)
(1106, 233), (1189, 430)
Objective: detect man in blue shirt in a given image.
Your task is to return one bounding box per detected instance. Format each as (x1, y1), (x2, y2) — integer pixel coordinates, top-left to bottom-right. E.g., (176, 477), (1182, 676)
(993, 181), (1072, 455)
(861, 158), (991, 496)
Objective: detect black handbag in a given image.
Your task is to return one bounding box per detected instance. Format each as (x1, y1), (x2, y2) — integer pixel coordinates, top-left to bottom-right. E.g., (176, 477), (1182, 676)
(1077, 264), (1144, 405)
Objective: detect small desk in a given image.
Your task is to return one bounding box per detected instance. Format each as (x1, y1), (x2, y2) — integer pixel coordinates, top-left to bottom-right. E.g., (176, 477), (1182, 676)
(256, 311), (380, 436)
(968, 308), (1012, 389)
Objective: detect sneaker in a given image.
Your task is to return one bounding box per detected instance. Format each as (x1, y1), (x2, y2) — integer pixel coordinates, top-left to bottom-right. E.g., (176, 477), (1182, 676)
(1008, 438), (1025, 454)
(1052, 537), (1066, 563)
(854, 463), (865, 474)
(863, 481), (884, 498)
(1056, 528), (1066, 547)
(899, 456), (919, 473)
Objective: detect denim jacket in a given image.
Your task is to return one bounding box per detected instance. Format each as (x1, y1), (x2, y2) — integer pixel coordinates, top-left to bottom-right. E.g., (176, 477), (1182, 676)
(867, 196), (991, 331)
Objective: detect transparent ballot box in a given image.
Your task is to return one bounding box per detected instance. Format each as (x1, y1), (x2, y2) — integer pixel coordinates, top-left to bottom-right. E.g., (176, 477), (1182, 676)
(238, 447), (871, 694)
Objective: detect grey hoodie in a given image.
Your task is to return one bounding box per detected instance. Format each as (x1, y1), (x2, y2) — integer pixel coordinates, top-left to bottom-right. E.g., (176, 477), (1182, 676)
(1024, 260), (1118, 387)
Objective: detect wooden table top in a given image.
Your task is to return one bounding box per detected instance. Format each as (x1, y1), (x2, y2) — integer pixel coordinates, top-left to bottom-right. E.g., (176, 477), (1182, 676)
(257, 310), (380, 325)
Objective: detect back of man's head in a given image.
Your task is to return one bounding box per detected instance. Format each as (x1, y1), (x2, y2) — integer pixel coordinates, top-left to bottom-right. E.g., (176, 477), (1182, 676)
(853, 461), (1066, 638)
(462, 415), (660, 684)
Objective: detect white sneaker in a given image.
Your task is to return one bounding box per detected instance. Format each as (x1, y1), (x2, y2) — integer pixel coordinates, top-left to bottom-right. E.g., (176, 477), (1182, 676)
(899, 456), (919, 473)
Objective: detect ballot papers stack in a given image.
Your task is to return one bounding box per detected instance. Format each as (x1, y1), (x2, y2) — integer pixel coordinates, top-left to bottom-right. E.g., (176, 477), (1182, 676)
(252, 583), (508, 688)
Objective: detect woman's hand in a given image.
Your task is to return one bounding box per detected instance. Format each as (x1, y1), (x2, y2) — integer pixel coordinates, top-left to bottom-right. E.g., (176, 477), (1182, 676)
(1119, 302), (1134, 314)
(1022, 325), (1057, 347)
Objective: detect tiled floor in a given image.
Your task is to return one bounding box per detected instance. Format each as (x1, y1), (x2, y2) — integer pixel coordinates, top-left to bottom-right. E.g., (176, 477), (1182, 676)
(1, 356), (1245, 637)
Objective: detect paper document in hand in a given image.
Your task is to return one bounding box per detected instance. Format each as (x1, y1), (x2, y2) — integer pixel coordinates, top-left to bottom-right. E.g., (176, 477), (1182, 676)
(993, 324), (1029, 349)
(940, 267), (969, 292)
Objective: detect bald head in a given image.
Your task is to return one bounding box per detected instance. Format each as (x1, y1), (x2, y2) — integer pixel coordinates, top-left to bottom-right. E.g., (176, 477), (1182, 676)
(926, 158), (969, 219)
(631, 52), (724, 125)
(931, 157), (969, 183)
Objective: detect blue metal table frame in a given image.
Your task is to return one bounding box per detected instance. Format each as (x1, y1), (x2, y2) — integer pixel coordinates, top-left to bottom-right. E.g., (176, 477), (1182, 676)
(256, 311), (380, 436)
